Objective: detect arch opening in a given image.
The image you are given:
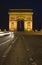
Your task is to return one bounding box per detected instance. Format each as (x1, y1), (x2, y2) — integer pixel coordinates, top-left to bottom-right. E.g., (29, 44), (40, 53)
(17, 19), (24, 31)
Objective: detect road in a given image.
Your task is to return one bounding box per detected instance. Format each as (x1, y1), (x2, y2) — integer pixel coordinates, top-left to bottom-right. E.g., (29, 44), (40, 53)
(0, 32), (15, 65)
(0, 32), (42, 65)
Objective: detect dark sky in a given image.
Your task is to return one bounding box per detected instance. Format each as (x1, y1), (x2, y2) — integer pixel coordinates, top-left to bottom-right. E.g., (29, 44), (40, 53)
(0, 0), (42, 30)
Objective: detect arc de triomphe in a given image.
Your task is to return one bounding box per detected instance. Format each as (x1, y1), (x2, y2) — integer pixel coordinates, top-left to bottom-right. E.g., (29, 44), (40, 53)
(8, 9), (33, 31)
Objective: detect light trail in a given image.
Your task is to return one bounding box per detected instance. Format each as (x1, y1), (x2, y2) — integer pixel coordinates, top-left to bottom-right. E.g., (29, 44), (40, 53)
(0, 32), (14, 38)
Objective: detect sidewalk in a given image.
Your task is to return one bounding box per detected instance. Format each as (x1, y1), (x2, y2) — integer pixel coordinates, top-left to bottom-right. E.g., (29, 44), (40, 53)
(14, 31), (42, 35)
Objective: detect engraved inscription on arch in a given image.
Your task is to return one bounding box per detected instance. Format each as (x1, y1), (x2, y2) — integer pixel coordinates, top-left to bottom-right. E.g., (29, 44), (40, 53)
(9, 15), (32, 21)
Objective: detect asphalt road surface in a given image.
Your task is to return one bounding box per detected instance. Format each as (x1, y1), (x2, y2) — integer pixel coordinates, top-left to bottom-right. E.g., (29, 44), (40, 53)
(0, 33), (15, 65)
(0, 32), (42, 65)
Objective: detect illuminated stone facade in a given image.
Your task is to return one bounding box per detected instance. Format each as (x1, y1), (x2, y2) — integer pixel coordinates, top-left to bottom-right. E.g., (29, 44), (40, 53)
(8, 9), (33, 31)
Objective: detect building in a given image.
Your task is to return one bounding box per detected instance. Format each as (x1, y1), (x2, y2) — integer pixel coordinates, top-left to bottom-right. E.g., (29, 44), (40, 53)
(8, 9), (33, 31)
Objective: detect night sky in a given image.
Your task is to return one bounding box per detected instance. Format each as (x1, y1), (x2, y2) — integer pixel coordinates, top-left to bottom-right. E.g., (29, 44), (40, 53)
(0, 0), (42, 31)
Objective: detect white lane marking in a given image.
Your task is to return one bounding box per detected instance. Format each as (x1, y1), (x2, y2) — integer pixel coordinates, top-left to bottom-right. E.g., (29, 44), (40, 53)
(29, 57), (37, 65)
(22, 36), (37, 65)
(29, 57), (33, 61)
(0, 39), (12, 46)
(22, 36), (30, 52)
(2, 45), (11, 57)
(12, 37), (17, 44)
(31, 62), (37, 65)
(2, 37), (18, 57)
(27, 49), (30, 51)
(22, 36), (24, 39)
